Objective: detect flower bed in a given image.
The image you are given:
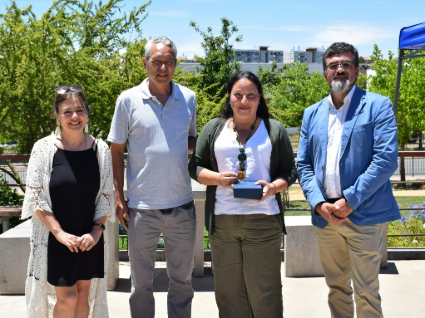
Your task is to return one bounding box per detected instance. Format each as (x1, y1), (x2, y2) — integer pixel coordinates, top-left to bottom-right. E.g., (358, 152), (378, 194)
(388, 203), (425, 247)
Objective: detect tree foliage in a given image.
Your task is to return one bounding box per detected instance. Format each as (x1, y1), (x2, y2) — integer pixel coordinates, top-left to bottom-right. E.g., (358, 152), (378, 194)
(173, 62), (226, 135)
(189, 17), (242, 98)
(0, 174), (22, 206)
(265, 62), (329, 127)
(362, 44), (425, 148)
(257, 61), (288, 89)
(0, 0), (150, 152)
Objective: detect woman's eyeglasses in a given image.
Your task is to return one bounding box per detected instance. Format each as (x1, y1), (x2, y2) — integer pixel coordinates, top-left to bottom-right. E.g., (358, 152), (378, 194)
(326, 61), (355, 71)
(54, 85), (83, 94)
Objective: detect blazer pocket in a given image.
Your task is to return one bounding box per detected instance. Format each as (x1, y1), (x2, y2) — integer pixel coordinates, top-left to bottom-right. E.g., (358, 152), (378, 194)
(353, 121), (373, 132)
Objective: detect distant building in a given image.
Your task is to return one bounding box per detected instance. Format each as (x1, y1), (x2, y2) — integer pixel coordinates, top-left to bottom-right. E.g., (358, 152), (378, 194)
(359, 63), (372, 75)
(362, 56), (373, 64)
(177, 62), (323, 76)
(284, 47), (324, 64)
(232, 46), (283, 63)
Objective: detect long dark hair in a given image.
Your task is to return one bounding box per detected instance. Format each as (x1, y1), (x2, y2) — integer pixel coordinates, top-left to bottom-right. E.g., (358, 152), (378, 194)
(220, 71), (272, 119)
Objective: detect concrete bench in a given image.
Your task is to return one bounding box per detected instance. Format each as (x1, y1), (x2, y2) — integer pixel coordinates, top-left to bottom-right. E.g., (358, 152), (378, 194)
(122, 179), (207, 277)
(192, 180), (207, 277)
(0, 218), (119, 294)
(0, 206), (22, 233)
(284, 216), (388, 277)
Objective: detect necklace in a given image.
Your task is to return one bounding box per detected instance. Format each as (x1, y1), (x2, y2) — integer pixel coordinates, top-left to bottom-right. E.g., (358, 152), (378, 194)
(233, 117), (257, 181)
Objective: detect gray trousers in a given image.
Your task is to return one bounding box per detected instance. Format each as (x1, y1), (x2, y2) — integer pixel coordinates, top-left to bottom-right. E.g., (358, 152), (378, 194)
(210, 214), (283, 318)
(128, 201), (196, 318)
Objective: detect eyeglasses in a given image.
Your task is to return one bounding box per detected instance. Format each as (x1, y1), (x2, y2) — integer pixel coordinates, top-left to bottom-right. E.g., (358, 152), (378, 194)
(326, 61), (355, 71)
(54, 85), (83, 94)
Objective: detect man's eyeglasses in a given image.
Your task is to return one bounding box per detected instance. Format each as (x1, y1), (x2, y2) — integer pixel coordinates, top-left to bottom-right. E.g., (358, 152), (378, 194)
(54, 85), (83, 94)
(326, 61), (355, 71)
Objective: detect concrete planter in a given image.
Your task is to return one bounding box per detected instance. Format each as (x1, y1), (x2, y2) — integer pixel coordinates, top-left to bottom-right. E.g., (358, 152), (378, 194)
(388, 248), (425, 260)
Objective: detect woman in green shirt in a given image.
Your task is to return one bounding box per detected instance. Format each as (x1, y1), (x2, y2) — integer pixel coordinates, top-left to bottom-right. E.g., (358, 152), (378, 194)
(189, 71), (297, 317)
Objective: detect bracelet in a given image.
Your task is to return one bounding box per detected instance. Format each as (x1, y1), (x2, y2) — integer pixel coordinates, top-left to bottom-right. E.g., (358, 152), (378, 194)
(270, 182), (277, 195)
(93, 223), (105, 231)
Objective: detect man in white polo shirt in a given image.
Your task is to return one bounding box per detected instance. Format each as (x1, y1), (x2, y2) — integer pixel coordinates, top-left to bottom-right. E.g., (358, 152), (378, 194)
(108, 36), (197, 318)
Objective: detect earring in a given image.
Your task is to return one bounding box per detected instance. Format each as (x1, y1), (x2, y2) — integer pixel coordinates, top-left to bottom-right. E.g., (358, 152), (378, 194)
(85, 119), (89, 134)
(55, 121), (61, 136)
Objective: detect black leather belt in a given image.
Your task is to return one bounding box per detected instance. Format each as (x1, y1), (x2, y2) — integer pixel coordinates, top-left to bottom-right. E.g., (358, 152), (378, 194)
(326, 198), (342, 204)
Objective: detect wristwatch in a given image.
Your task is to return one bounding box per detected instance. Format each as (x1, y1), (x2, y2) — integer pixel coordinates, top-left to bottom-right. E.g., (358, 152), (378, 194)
(342, 194), (353, 209)
(93, 223), (106, 231)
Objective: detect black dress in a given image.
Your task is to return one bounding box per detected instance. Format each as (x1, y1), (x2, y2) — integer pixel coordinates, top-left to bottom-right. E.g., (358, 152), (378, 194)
(48, 141), (103, 286)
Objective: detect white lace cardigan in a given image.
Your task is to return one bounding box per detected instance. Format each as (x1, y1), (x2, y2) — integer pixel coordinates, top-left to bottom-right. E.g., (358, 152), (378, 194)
(22, 135), (115, 318)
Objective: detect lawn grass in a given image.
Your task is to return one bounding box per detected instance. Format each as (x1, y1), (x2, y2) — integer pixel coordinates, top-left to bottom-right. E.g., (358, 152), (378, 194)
(284, 196), (425, 217)
(119, 196), (424, 248)
(285, 200), (311, 216)
(394, 196), (425, 216)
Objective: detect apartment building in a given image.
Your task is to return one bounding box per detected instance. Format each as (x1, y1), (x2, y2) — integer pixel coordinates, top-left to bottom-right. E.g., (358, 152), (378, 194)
(283, 47), (325, 64)
(233, 46), (283, 63)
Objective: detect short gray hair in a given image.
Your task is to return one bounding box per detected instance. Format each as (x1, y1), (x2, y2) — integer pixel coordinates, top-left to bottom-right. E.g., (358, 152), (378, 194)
(145, 36), (177, 62)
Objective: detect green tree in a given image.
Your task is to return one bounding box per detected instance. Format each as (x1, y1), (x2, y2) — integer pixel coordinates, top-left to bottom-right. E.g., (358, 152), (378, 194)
(189, 17), (242, 98)
(359, 56), (365, 63)
(266, 62), (329, 127)
(361, 44), (425, 181)
(0, 173), (26, 232)
(257, 61), (288, 89)
(173, 61), (226, 134)
(0, 174), (23, 206)
(0, 0), (150, 152)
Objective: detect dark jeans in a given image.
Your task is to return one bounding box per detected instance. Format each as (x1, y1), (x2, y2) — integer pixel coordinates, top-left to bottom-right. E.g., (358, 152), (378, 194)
(210, 213), (283, 318)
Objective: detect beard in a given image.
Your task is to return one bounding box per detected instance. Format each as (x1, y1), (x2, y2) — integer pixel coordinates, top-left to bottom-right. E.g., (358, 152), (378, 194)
(330, 71), (353, 93)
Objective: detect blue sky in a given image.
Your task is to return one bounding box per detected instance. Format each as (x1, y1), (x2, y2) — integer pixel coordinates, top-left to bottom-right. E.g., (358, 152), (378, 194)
(5, 0), (425, 59)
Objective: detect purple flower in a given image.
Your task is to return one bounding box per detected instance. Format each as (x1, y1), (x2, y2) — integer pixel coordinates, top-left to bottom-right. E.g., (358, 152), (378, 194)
(400, 215), (409, 223)
(408, 205), (420, 218)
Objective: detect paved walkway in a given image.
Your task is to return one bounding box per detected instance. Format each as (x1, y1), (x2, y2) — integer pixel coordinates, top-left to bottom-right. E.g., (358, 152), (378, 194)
(1, 260), (424, 317)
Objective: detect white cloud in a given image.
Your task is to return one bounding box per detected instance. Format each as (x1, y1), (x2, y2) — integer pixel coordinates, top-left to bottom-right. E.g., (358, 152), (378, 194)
(149, 10), (186, 17)
(176, 41), (204, 59)
(244, 25), (310, 32)
(311, 22), (395, 47)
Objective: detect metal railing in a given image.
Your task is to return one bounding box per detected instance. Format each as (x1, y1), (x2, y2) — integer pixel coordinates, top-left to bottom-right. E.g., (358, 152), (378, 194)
(2, 152), (425, 244)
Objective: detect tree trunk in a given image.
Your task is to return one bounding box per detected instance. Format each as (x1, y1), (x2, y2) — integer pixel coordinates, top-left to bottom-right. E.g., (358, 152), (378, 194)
(0, 160), (26, 193)
(400, 144), (406, 187)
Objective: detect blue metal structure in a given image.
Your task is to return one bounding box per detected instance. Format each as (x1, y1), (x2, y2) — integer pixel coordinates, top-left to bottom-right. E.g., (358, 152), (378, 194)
(394, 22), (425, 117)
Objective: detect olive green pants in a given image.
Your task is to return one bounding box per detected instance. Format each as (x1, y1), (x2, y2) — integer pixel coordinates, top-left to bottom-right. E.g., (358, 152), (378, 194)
(210, 214), (283, 318)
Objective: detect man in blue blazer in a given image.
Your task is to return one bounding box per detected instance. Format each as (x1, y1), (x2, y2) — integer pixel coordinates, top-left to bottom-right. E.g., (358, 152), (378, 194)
(297, 42), (401, 318)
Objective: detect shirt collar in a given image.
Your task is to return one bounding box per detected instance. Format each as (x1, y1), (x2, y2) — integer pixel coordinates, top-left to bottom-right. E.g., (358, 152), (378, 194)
(327, 85), (357, 110)
(139, 78), (183, 100)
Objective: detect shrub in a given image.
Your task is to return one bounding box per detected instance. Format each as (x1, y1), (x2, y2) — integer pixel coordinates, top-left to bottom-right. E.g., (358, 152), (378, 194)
(0, 173), (25, 232)
(388, 203), (425, 247)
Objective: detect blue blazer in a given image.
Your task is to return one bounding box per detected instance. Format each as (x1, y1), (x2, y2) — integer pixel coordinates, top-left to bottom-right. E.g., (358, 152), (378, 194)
(297, 87), (401, 228)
